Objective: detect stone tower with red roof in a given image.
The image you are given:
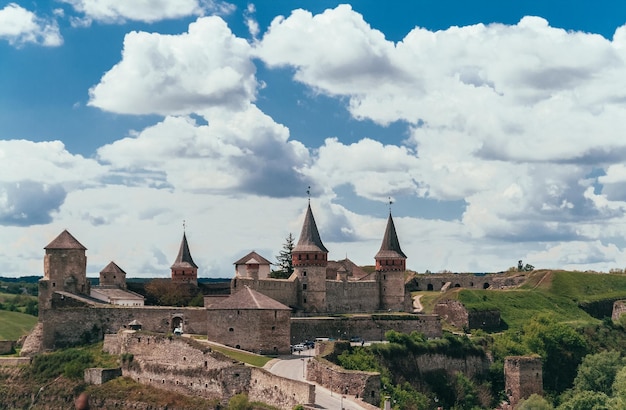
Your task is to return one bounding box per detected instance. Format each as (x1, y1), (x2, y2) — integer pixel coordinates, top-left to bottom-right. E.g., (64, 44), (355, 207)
(171, 232), (198, 285)
(375, 213), (408, 311)
(292, 203), (328, 313)
(39, 229), (90, 310)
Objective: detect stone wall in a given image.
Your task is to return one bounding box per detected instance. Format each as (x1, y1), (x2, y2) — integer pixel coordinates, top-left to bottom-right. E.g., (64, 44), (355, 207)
(206, 308), (291, 355)
(0, 340), (15, 355)
(407, 272), (527, 292)
(291, 314), (442, 344)
(119, 331), (312, 409)
(434, 300), (500, 330)
(612, 300), (626, 321)
(325, 280), (380, 313)
(40, 303), (208, 349)
(0, 357), (31, 366)
(232, 277), (299, 308)
(504, 356), (543, 407)
(307, 357), (380, 406)
(84, 367), (122, 385)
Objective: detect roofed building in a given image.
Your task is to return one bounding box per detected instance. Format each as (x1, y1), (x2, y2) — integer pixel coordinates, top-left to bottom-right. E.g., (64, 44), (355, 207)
(171, 232), (198, 285)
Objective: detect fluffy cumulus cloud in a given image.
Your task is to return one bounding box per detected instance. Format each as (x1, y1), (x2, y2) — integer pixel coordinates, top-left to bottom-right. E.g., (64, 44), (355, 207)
(0, 3), (62, 46)
(97, 105), (311, 197)
(89, 16), (256, 115)
(0, 181), (66, 226)
(60, 0), (234, 24)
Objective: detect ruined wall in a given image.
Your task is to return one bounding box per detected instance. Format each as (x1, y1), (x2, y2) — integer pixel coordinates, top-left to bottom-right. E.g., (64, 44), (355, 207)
(612, 300), (626, 321)
(0, 341), (15, 355)
(120, 332), (312, 409)
(413, 353), (490, 378)
(40, 304), (207, 349)
(206, 308), (291, 355)
(232, 277), (298, 308)
(407, 273), (527, 292)
(504, 356), (543, 407)
(307, 357), (380, 406)
(291, 315), (442, 344)
(434, 300), (500, 330)
(84, 367), (122, 385)
(325, 280), (380, 313)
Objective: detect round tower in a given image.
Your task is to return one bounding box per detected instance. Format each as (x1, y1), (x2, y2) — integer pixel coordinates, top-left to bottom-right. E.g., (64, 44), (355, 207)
(375, 213), (407, 311)
(292, 203), (328, 313)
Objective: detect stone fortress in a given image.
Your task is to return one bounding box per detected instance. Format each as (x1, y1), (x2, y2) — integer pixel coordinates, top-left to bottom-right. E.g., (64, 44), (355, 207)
(19, 201), (544, 408)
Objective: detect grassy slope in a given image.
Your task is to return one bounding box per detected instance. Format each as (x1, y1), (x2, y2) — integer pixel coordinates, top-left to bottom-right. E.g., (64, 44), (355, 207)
(0, 310), (37, 341)
(416, 270), (626, 331)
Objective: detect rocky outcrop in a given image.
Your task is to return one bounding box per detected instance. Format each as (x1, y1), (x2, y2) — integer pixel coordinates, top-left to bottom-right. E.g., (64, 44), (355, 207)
(20, 322), (43, 357)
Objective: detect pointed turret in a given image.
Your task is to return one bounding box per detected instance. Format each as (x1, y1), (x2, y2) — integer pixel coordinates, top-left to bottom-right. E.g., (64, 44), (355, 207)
(294, 203), (328, 253)
(375, 213), (407, 271)
(171, 232), (198, 285)
(292, 202), (328, 313)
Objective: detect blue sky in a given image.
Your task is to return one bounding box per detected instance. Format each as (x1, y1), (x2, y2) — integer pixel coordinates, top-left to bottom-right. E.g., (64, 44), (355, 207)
(2, 0), (626, 278)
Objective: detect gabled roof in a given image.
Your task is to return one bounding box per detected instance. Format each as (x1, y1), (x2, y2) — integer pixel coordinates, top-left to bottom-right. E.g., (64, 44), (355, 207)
(294, 203), (328, 253)
(100, 261), (126, 275)
(171, 232), (198, 269)
(207, 286), (290, 310)
(44, 230), (87, 250)
(375, 213), (407, 259)
(233, 251), (272, 266)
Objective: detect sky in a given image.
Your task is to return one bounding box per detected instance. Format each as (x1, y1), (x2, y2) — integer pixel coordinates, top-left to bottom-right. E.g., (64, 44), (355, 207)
(3, 1), (626, 278)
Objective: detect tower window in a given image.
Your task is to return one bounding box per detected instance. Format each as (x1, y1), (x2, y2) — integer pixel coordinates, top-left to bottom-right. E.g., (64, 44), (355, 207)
(303, 271), (307, 277)
(303, 284), (307, 290)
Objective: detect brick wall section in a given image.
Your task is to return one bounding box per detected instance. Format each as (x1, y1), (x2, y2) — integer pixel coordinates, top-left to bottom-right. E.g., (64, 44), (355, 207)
(207, 308), (291, 355)
(307, 357), (381, 406)
(504, 356), (543, 407)
(118, 332), (312, 409)
(84, 367), (122, 385)
(612, 300), (626, 321)
(291, 315), (442, 344)
(40, 304), (207, 349)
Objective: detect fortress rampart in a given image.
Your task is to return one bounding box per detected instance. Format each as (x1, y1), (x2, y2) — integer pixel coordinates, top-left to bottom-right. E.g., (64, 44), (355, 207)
(407, 272), (527, 292)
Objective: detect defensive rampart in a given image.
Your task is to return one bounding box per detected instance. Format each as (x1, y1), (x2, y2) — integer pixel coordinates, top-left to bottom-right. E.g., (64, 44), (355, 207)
(291, 314), (442, 343)
(407, 272), (527, 292)
(115, 332), (314, 409)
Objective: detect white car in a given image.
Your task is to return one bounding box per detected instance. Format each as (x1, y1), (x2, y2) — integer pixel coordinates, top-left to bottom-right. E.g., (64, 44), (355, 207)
(292, 344), (305, 351)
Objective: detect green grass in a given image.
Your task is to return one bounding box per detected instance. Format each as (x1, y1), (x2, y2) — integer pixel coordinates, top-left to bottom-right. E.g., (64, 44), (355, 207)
(0, 310), (37, 341)
(206, 342), (272, 367)
(444, 270), (626, 331)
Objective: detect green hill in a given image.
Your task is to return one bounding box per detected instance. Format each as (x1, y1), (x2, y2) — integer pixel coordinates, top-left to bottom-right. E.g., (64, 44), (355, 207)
(0, 310), (37, 341)
(431, 270), (626, 331)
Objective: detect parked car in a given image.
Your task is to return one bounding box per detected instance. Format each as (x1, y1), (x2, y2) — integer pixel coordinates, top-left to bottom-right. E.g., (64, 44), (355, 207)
(304, 340), (315, 348)
(293, 344), (305, 351)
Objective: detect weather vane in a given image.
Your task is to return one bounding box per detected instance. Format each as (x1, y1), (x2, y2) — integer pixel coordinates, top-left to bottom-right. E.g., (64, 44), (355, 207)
(307, 186), (311, 203)
(183, 219), (186, 232)
(388, 197), (393, 213)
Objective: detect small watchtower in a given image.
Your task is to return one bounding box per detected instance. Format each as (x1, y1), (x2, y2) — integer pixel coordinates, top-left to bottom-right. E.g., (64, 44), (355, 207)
(39, 230), (89, 310)
(99, 261), (127, 289)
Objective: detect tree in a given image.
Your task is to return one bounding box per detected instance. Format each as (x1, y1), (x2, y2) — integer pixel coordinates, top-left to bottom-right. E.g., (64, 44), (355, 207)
(272, 233), (295, 278)
(573, 350), (624, 396)
(556, 390), (610, 410)
(516, 393), (554, 410)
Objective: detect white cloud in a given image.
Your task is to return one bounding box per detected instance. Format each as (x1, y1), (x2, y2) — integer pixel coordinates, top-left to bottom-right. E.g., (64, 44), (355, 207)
(60, 0), (235, 24)
(0, 3), (62, 47)
(89, 16), (256, 115)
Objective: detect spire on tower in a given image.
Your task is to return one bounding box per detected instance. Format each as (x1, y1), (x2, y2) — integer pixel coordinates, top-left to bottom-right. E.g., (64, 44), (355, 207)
(294, 203), (328, 253)
(375, 212), (407, 259)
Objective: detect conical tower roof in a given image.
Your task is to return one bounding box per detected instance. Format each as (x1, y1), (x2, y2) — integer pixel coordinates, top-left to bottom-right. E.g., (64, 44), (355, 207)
(44, 229), (87, 250)
(375, 213), (407, 259)
(171, 232), (198, 269)
(294, 203), (328, 253)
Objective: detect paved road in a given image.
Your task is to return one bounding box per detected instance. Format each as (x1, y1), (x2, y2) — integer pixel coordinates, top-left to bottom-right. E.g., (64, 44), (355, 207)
(267, 350), (372, 410)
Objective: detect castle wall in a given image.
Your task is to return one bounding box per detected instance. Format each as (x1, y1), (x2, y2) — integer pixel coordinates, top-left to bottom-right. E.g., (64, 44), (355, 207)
(290, 315), (442, 344)
(84, 367), (122, 385)
(307, 357), (380, 406)
(119, 332), (312, 409)
(206, 308), (291, 355)
(379, 271), (406, 311)
(407, 273), (527, 292)
(40, 303), (207, 349)
(325, 280), (380, 313)
(232, 277), (298, 308)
